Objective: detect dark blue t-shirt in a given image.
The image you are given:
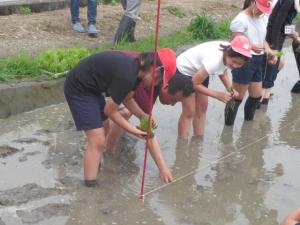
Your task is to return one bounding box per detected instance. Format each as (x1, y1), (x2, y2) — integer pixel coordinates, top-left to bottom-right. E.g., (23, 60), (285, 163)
(66, 51), (141, 105)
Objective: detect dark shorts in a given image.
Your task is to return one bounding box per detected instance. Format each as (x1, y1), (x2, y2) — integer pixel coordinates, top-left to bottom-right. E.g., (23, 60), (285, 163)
(232, 54), (264, 84)
(262, 55), (280, 89)
(176, 69), (209, 90)
(64, 82), (107, 131)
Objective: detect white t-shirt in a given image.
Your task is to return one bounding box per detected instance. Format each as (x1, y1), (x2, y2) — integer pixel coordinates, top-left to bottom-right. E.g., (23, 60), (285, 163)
(230, 12), (268, 55)
(176, 41), (229, 77)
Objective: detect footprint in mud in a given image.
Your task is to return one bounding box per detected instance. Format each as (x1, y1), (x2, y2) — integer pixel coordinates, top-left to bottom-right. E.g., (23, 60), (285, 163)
(0, 145), (21, 158)
(16, 203), (70, 224)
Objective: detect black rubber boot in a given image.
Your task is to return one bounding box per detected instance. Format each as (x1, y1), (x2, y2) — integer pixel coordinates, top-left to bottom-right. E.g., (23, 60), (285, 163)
(224, 99), (242, 126)
(244, 96), (261, 121)
(291, 80), (300, 93)
(114, 15), (136, 44)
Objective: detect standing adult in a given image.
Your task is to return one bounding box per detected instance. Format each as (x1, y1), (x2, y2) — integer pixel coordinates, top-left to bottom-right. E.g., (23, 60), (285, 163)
(70, 0), (98, 37)
(114, 0), (142, 44)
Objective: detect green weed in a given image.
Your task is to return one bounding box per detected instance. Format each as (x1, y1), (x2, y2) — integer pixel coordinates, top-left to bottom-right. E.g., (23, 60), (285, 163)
(17, 6), (32, 15)
(166, 6), (186, 18)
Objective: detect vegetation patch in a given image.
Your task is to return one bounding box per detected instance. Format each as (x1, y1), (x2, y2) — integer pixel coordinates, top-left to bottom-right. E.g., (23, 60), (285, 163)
(0, 15), (230, 81)
(17, 6), (32, 15)
(166, 6), (186, 18)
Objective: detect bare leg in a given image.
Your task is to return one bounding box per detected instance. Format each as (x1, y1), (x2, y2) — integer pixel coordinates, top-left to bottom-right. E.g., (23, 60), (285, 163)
(84, 128), (106, 181)
(178, 94), (195, 139)
(193, 92), (208, 136)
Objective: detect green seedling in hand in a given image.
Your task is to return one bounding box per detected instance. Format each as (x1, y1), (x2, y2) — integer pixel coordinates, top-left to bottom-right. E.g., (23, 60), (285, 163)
(137, 116), (156, 138)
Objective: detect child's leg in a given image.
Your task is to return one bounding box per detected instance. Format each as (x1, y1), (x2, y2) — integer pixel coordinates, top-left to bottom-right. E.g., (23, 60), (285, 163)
(178, 94), (196, 139)
(84, 128), (106, 183)
(105, 108), (132, 154)
(193, 92), (208, 136)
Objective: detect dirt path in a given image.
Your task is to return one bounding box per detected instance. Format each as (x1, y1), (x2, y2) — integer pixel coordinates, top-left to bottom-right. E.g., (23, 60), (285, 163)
(0, 0), (243, 58)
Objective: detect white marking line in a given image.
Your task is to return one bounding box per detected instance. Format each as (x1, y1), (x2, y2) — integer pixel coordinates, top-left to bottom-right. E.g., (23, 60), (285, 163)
(143, 117), (300, 198)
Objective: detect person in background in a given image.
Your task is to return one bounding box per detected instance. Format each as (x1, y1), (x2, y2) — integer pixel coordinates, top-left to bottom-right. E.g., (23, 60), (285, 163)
(225, 0), (274, 126)
(281, 208), (300, 225)
(114, 0), (142, 44)
(261, 0), (300, 105)
(70, 0), (98, 37)
(175, 35), (252, 139)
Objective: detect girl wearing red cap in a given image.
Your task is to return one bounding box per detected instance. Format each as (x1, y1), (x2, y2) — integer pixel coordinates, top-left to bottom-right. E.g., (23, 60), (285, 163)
(176, 36), (252, 139)
(226, 0), (275, 126)
(64, 49), (172, 187)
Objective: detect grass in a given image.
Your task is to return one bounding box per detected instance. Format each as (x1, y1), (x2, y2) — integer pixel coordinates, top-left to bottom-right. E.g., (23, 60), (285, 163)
(166, 6), (186, 18)
(17, 6), (32, 15)
(0, 14), (230, 82)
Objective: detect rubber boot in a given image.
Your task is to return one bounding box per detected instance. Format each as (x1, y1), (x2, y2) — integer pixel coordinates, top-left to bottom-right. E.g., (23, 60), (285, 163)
(244, 96), (261, 121)
(224, 99), (242, 126)
(291, 80), (300, 93)
(85, 179), (97, 187)
(114, 15), (136, 44)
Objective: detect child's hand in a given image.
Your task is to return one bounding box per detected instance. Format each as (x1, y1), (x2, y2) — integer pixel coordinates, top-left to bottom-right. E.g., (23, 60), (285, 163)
(216, 92), (232, 104)
(159, 168), (173, 183)
(132, 127), (148, 139)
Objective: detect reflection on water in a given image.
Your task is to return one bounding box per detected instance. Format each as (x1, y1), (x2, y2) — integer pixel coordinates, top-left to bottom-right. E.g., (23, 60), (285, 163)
(1, 47), (300, 225)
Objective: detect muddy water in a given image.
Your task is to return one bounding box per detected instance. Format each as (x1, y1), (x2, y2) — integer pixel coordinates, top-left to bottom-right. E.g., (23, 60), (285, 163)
(0, 46), (300, 225)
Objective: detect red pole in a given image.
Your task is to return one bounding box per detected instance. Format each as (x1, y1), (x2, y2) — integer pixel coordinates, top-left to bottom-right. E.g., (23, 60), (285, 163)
(140, 0), (161, 199)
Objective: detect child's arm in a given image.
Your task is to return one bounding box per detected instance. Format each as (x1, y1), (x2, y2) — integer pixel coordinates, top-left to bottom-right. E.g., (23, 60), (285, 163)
(104, 97), (146, 138)
(148, 136), (173, 183)
(123, 93), (147, 119)
(281, 208), (300, 225)
(219, 70), (239, 98)
(192, 67), (232, 103)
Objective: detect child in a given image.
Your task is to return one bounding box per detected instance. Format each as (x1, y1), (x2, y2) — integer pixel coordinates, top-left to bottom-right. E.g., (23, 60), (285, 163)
(292, 40), (300, 93)
(226, 0), (274, 126)
(64, 48), (175, 187)
(175, 35), (252, 139)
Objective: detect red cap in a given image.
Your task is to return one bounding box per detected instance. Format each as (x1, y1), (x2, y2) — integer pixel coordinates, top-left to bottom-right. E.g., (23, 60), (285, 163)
(231, 35), (252, 58)
(255, 0), (273, 14)
(157, 48), (177, 85)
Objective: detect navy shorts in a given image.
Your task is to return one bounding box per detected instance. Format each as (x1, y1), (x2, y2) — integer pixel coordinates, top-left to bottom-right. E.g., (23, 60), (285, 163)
(262, 55), (280, 89)
(64, 82), (107, 131)
(232, 54), (264, 84)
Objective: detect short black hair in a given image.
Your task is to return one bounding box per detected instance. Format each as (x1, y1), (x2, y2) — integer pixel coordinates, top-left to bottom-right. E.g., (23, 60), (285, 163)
(167, 73), (194, 97)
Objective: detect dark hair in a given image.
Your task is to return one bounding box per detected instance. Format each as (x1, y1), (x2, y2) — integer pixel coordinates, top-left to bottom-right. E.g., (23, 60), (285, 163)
(243, 0), (254, 9)
(139, 52), (163, 71)
(167, 73), (194, 97)
(220, 44), (250, 63)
